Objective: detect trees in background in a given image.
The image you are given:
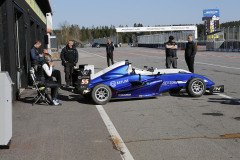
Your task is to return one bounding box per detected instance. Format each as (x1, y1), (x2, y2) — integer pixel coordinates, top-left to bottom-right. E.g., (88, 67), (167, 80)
(53, 21), (240, 45)
(53, 24), (117, 45)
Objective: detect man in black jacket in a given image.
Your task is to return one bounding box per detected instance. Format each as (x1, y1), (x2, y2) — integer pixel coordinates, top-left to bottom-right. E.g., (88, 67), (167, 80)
(106, 38), (114, 66)
(165, 36), (178, 68)
(185, 34), (196, 73)
(60, 40), (78, 87)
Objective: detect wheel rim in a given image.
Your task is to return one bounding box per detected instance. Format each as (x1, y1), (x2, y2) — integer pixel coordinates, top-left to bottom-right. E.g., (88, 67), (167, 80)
(191, 80), (204, 95)
(95, 87), (109, 102)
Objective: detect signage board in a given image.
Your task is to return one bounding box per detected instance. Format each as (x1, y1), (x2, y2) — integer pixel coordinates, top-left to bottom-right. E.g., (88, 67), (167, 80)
(203, 9), (220, 18)
(25, 0), (46, 24)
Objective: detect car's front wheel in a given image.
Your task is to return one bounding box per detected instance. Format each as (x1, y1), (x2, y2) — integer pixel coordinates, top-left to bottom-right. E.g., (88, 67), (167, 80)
(186, 78), (206, 97)
(91, 84), (112, 105)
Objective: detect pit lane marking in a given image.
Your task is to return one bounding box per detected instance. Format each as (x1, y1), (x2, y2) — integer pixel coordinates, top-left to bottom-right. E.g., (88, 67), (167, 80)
(96, 105), (134, 160)
(215, 93), (240, 102)
(193, 61), (240, 70)
(81, 49), (106, 59)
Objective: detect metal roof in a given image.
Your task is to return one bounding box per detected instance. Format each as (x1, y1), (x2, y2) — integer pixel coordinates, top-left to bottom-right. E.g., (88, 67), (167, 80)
(36, 0), (52, 14)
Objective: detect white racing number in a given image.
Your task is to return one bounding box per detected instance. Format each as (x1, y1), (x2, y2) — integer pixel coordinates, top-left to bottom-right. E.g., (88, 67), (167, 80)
(81, 79), (89, 84)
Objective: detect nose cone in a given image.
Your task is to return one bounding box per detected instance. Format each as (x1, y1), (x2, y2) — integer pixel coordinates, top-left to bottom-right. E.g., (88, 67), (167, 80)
(205, 78), (215, 87)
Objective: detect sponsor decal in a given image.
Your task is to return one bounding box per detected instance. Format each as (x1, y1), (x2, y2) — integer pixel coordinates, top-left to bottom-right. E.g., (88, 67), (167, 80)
(110, 79), (129, 87)
(118, 94), (131, 97)
(78, 70), (91, 79)
(212, 86), (224, 93)
(162, 81), (178, 86)
(110, 81), (117, 87)
(213, 87), (221, 92)
(81, 70), (89, 76)
(139, 95), (143, 98)
(210, 85), (224, 93)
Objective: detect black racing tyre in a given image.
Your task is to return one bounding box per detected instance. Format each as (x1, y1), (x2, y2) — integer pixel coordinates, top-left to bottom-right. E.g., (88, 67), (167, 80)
(91, 84), (112, 105)
(186, 78), (206, 97)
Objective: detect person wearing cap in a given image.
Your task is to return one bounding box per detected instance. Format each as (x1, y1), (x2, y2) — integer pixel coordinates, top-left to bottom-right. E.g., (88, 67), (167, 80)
(165, 36), (178, 68)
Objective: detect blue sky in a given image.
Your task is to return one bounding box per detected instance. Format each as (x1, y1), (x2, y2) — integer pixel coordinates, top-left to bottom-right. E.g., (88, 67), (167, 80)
(51, 0), (240, 29)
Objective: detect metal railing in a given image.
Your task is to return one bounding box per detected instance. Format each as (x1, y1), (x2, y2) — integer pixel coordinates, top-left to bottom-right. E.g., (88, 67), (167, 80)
(93, 36), (117, 46)
(206, 26), (240, 51)
(137, 31), (195, 45)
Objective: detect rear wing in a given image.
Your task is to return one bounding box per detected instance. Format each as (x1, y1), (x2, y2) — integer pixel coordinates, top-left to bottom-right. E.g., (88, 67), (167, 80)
(73, 65), (94, 90)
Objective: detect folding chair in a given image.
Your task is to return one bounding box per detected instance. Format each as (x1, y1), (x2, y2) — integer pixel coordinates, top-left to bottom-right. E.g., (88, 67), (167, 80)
(30, 68), (51, 106)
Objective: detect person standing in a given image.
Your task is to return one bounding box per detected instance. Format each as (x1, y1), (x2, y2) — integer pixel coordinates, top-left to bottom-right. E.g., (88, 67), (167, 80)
(30, 41), (43, 71)
(165, 36), (178, 68)
(106, 38), (114, 67)
(185, 34), (196, 73)
(60, 40), (78, 87)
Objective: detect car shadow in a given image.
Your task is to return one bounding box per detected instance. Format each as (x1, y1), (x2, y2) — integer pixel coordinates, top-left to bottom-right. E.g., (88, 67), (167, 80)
(58, 94), (95, 105)
(168, 90), (215, 98)
(110, 97), (157, 103)
(60, 86), (74, 92)
(20, 96), (38, 105)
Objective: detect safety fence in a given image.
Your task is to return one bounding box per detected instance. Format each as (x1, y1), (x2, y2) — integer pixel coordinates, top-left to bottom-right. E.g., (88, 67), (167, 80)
(206, 26), (240, 51)
(137, 31), (195, 49)
(93, 36), (117, 46)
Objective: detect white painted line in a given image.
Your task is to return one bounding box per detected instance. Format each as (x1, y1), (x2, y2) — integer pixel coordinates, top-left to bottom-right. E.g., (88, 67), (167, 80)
(206, 91), (239, 101)
(96, 105), (134, 160)
(125, 52), (165, 59)
(216, 93), (240, 102)
(81, 49), (106, 59)
(81, 49), (119, 63)
(177, 59), (240, 70)
(194, 61), (240, 70)
(216, 93), (234, 99)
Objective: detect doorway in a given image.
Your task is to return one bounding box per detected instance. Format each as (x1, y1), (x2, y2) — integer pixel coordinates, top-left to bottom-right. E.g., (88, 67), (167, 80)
(14, 8), (27, 89)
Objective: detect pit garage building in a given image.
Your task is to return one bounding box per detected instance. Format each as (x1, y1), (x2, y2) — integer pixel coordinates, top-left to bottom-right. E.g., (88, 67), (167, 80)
(0, 0), (52, 100)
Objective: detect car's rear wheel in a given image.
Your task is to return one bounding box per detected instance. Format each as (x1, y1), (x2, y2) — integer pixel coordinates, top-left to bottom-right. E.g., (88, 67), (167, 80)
(91, 84), (112, 105)
(186, 78), (206, 97)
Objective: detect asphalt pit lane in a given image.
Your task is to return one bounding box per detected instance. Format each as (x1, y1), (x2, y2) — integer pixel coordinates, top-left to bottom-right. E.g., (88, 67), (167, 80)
(233, 117), (240, 121)
(202, 113), (224, 116)
(199, 105), (209, 107)
(192, 99), (204, 100)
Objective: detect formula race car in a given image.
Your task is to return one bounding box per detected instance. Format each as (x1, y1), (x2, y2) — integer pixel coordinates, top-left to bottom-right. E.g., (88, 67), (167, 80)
(73, 60), (224, 105)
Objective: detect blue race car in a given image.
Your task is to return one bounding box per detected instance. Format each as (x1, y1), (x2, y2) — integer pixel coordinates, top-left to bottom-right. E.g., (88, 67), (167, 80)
(75, 60), (224, 105)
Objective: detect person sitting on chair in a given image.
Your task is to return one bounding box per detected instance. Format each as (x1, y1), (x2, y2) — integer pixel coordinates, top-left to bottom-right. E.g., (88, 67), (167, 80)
(40, 49), (62, 86)
(38, 53), (61, 106)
